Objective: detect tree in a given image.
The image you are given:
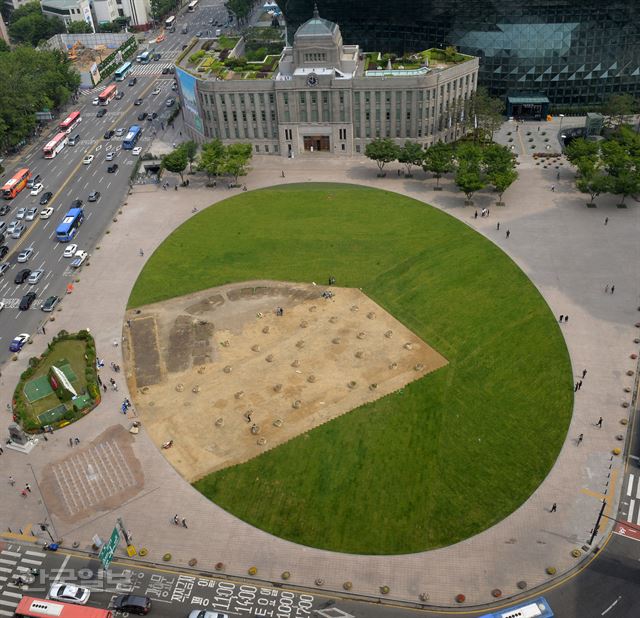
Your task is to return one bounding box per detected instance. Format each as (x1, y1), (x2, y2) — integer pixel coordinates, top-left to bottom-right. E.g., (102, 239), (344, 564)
(576, 171), (611, 206)
(490, 169), (518, 205)
(422, 142), (453, 188)
(9, 12), (65, 46)
(564, 138), (600, 174)
(162, 148), (188, 182)
(197, 139), (225, 183)
(482, 143), (518, 204)
(603, 94), (637, 128)
(397, 140), (424, 177)
(67, 21), (93, 34)
(182, 140), (198, 173)
(455, 143), (486, 203)
(465, 87), (503, 143)
(0, 40), (10, 53)
(219, 143), (252, 185)
(609, 170), (640, 206)
(364, 138), (399, 176)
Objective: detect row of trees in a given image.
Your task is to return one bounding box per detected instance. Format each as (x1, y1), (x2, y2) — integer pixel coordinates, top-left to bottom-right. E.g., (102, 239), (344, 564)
(566, 125), (640, 206)
(7, 1), (65, 47)
(0, 45), (80, 154)
(162, 140), (253, 185)
(365, 138), (518, 205)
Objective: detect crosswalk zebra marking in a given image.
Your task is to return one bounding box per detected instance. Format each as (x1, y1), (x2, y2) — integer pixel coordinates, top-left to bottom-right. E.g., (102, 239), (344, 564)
(0, 569), (12, 574)
(627, 473), (634, 495)
(0, 600), (18, 608)
(0, 610), (15, 616)
(20, 559), (42, 566)
(0, 553), (20, 559)
(0, 561), (16, 567)
(24, 551), (46, 558)
(2, 592), (22, 599)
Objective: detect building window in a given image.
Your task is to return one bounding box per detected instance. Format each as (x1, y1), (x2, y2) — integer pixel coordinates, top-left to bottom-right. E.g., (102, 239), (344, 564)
(265, 145), (269, 153)
(356, 145), (361, 153)
(255, 145), (260, 152)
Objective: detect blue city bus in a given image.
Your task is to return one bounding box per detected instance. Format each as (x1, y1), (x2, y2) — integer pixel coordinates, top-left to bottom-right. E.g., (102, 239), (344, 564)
(114, 61), (133, 81)
(55, 207), (85, 242)
(123, 125), (142, 150)
(479, 597), (553, 618)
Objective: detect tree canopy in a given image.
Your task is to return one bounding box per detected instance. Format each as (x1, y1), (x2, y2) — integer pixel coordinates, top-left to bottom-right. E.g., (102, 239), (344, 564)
(364, 138), (399, 175)
(422, 142), (454, 187)
(8, 2), (65, 46)
(397, 140), (424, 177)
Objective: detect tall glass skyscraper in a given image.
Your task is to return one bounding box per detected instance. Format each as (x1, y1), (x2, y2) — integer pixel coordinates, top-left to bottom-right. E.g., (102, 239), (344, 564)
(282, 1), (640, 106)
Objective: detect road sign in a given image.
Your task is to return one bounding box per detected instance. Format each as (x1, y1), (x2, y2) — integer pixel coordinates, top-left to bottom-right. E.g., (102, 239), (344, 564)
(99, 526), (121, 570)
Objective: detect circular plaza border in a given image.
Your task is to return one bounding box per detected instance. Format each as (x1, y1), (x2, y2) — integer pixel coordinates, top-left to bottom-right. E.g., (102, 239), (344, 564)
(128, 182), (572, 555)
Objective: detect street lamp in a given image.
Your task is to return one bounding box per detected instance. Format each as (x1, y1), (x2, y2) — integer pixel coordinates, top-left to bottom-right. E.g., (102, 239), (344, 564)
(38, 522), (55, 544)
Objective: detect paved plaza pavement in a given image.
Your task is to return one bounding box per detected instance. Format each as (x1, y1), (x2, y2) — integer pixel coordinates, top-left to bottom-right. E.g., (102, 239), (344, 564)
(1, 117), (639, 608)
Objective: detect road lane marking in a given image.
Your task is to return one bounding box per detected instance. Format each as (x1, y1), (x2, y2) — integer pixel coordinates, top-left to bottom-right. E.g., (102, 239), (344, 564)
(628, 499), (635, 523)
(627, 474), (634, 496)
(601, 596), (621, 615)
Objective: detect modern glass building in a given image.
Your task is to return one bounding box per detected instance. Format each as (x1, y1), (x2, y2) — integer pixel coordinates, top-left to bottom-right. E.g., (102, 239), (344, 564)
(282, 1), (640, 106)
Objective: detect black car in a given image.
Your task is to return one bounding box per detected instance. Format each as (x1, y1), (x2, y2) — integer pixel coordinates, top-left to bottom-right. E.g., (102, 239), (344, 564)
(14, 269), (31, 284)
(137, 112), (148, 121)
(104, 129), (115, 139)
(0, 233), (5, 246)
(88, 191), (101, 202)
(107, 164), (119, 173)
(153, 53), (162, 61)
(41, 295), (60, 312)
(39, 191), (53, 205)
(0, 263), (9, 276)
(0, 204), (10, 216)
(71, 199), (84, 208)
(161, 67), (170, 75)
(128, 77), (137, 86)
(0, 245), (8, 259)
(112, 595), (151, 615)
(181, 43), (188, 50)
(115, 92), (125, 100)
(97, 108), (107, 117)
(151, 112), (158, 119)
(134, 98), (143, 106)
(19, 292), (36, 311)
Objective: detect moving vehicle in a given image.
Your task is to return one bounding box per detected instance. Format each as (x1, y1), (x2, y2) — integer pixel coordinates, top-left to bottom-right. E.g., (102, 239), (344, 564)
(14, 269), (31, 284)
(111, 595), (151, 615)
(106, 152), (116, 161)
(70, 250), (88, 268)
(128, 77), (137, 87)
(11, 222), (26, 238)
(97, 109), (107, 118)
(132, 147), (142, 156)
(92, 97), (100, 106)
(25, 208), (37, 221)
(19, 292), (36, 310)
(83, 155), (94, 165)
(115, 127), (126, 137)
(187, 0), (198, 11)
(98, 84), (118, 105)
(27, 174), (41, 189)
(42, 295), (60, 312)
(195, 31), (203, 37)
(103, 130), (115, 139)
(188, 611), (229, 618)
(14, 596), (113, 618)
(137, 112), (147, 121)
(0, 204), (10, 215)
(181, 26), (188, 35)
(48, 583), (91, 605)
(40, 207), (54, 219)
(115, 92), (125, 100)
(134, 98), (143, 106)
(58, 111), (82, 134)
(2, 168), (31, 199)
(107, 164), (119, 173)
(63, 244), (77, 257)
(152, 53), (162, 61)
(30, 183), (44, 195)
(137, 51), (151, 64)
(152, 87), (161, 96)
(165, 15), (176, 28)
(17, 247), (34, 263)
(6, 220), (18, 234)
(43, 132), (68, 159)
(55, 208), (84, 242)
(477, 597), (553, 618)
(114, 61), (133, 82)
(88, 191), (101, 202)
(39, 192), (53, 205)
(9, 334), (30, 352)
(16, 207), (26, 219)
(68, 134), (80, 146)
(123, 125), (142, 150)
(0, 246), (8, 259)
(0, 262), (9, 276)
(27, 269), (44, 284)
(161, 67), (170, 75)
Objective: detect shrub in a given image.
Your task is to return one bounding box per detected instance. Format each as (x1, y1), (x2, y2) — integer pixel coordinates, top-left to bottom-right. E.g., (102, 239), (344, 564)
(189, 50), (206, 64)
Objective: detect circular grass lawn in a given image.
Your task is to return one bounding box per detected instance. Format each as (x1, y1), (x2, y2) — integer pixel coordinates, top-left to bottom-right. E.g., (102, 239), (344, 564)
(129, 183), (572, 555)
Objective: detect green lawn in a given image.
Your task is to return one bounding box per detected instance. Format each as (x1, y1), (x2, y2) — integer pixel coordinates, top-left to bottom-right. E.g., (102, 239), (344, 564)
(129, 183), (572, 554)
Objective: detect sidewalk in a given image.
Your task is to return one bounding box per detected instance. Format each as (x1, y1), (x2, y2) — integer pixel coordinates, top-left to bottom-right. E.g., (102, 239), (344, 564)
(1, 126), (638, 607)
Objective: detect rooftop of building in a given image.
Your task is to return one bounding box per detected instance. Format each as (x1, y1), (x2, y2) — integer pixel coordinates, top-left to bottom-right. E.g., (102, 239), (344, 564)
(41, 0), (84, 8)
(294, 5), (338, 38)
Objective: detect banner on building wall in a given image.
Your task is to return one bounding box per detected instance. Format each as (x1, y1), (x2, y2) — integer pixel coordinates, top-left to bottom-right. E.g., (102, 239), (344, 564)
(83, 6), (96, 32)
(175, 68), (203, 135)
(90, 62), (101, 86)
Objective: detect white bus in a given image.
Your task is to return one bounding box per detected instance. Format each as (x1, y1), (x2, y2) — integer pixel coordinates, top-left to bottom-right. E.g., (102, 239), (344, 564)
(165, 15), (176, 28)
(187, 0), (198, 11)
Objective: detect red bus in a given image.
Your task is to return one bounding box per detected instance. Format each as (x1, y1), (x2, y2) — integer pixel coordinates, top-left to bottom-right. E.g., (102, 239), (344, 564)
(14, 598), (113, 618)
(43, 132), (68, 159)
(59, 111), (82, 134)
(1, 167), (31, 199)
(98, 84), (118, 105)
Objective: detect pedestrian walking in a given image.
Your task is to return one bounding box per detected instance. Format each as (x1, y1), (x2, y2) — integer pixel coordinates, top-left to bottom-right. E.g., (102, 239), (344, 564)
(9, 475), (15, 486)
(564, 315), (569, 323)
(596, 417), (603, 428)
(496, 222), (500, 230)
(74, 437), (80, 445)
(97, 375), (103, 386)
(173, 514), (179, 525)
(559, 315), (564, 323)
(550, 502), (557, 513)
(281, 170), (285, 178)
(605, 284), (609, 293)
(69, 438), (73, 447)
(577, 433), (584, 445)
(181, 518), (188, 528)
(0, 446), (3, 454)
(25, 483), (31, 493)
(556, 172), (560, 180)
(604, 217), (608, 225)
(103, 383), (107, 393)
(611, 285), (615, 294)
(582, 369), (587, 379)
(574, 382), (579, 392)
(474, 210), (478, 219)
(578, 380), (583, 390)
(139, 248), (144, 257)
(42, 326), (46, 335)
(551, 185), (555, 192)
(506, 230), (510, 239)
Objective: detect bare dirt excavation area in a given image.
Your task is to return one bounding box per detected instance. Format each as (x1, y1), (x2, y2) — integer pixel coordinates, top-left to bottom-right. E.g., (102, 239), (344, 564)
(124, 281), (447, 482)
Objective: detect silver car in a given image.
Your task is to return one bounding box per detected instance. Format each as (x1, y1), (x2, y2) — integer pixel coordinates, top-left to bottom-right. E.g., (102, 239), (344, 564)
(11, 222), (26, 239)
(188, 611), (229, 618)
(25, 207), (38, 221)
(17, 247), (34, 263)
(16, 207), (26, 220)
(27, 269), (44, 284)
(6, 220), (18, 234)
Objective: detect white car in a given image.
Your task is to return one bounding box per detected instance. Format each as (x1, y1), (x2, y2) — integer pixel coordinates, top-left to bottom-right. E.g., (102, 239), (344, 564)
(115, 127), (126, 136)
(151, 87), (161, 96)
(30, 183), (44, 196)
(48, 583), (91, 605)
(132, 147), (142, 156)
(0, 301), (4, 311)
(63, 244), (78, 258)
(28, 269), (44, 284)
(16, 208), (26, 220)
(92, 97), (100, 105)
(40, 207), (54, 219)
(17, 247), (34, 263)
(106, 151), (116, 161)
(6, 220), (18, 234)
(25, 207), (38, 221)
(71, 250), (88, 268)
(83, 155), (94, 165)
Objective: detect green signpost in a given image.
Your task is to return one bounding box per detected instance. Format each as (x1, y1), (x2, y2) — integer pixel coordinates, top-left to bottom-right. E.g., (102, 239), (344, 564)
(99, 526), (121, 571)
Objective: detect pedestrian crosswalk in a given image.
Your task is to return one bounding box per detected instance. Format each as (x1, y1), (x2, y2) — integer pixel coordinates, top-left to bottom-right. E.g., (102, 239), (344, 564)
(129, 63), (176, 78)
(623, 472), (640, 525)
(0, 546), (46, 616)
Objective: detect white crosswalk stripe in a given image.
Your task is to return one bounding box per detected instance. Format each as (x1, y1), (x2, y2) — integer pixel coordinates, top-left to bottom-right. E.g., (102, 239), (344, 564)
(0, 546), (46, 610)
(624, 473), (640, 525)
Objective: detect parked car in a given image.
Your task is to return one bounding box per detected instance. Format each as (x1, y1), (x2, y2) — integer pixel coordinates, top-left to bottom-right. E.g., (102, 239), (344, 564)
(88, 191), (101, 202)
(106, 152), (116, 161)
(115, 127), (126, 137)
(30, 183), (44, 196)
(165, 98), (175, 107)
(48, 583), (90, 605)
(42, 295), (60, 312)
(83, 155), (94, 164)
(19, 292), (36, 311)
(107, 164), (119, 173)
(152, 88), (161, 96)
(70, 250), (88, 268)
(132, 147), (142, 156)
(14, 269), (31, 284)
(9, 333), (30, 352)
(128, 77), (137, 86)
(63, 244), (78, 258)
(103, 129), (115, 139)
(27, 269), (44, 284)
(115, 92), (125, 100)
(11, 222), (26, 239)
(25, 207), (37, 221)
(134, 98), (143, 106)
(39, 191), (53, 205)
(112, 596), (151, 615)
(97, 108), (107, 117)
(40, 207), (54, 219)
(17, 247), (34, 263)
